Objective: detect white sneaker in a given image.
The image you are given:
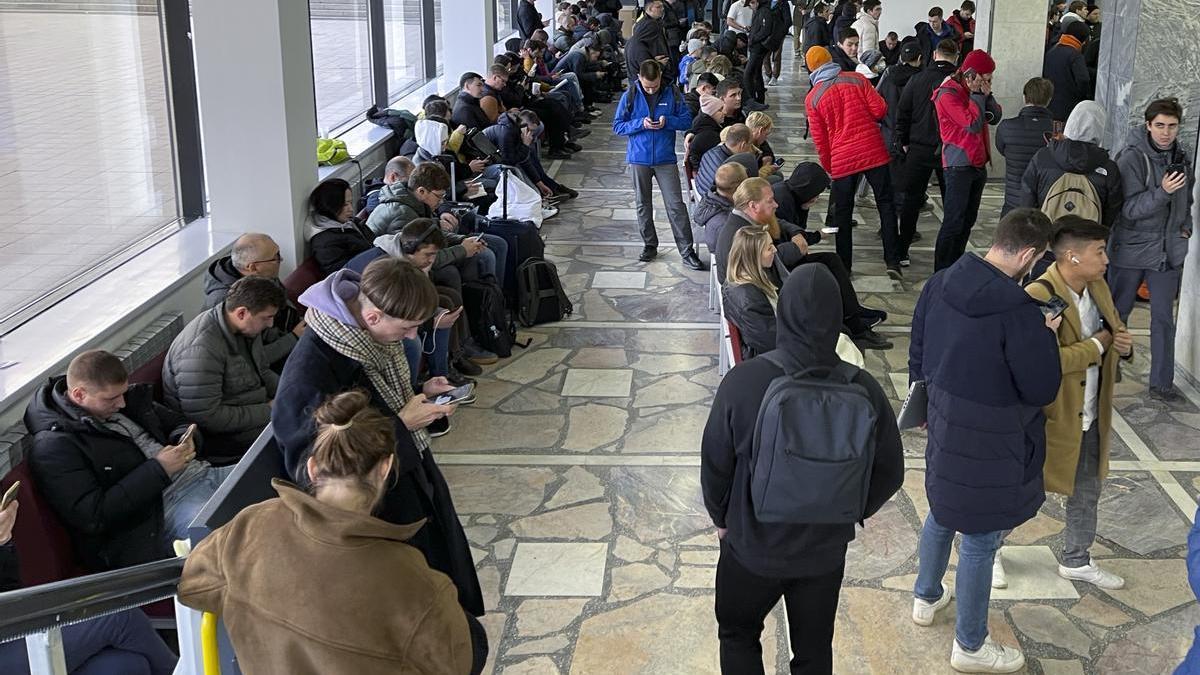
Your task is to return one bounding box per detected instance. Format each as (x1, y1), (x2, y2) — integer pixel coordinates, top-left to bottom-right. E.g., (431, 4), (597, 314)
(541, 204), (559, 219)
(1058, 559), (1125, 589)
(991, 550), (1007, 589)
(912, 582), (953, 626)
(767, 76), (778, 86)
(820, 226), (839, 235)
(950, 638), (1025, 673)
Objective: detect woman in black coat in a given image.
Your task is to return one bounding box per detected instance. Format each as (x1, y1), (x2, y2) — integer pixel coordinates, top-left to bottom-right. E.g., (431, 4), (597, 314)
(272, 260), (484, 617)
(305, 179), (374, 277)
(721, 226), (783, 360)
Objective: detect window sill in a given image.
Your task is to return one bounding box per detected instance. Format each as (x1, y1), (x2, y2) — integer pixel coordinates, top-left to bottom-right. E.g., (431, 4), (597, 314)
(0, 218), (238, 413)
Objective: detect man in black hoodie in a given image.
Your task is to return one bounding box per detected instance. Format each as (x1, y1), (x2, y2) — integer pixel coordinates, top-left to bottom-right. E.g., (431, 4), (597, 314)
(744, 0), (788, 111)
(894, 38), (960, 265)
(702, 264), (904, 673)
(625, 0), (675, 83)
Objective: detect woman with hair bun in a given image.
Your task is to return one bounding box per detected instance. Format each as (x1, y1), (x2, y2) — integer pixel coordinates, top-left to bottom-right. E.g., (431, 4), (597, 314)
(180, 389), (487, 674)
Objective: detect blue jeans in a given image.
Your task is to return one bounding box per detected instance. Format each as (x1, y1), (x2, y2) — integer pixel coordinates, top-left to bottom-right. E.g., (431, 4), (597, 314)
(914, 513), (1003, 651)
(1109, 265), (1183, 390)
(0, 609), (177, 674)
(162, 464), (236, 545)
(477, 233), (508, 283)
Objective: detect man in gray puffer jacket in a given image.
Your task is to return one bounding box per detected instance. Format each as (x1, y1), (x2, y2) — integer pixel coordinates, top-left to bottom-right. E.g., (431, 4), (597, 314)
(1109, 98), (1195, 402)
(163, 277), (283, 463)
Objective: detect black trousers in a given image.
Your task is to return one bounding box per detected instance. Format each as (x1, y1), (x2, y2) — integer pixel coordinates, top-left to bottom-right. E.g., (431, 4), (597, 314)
(935, 166), (987, 271)
(715, 546), (845, 675)
(831, 164), (901, 271)
(745, 47), (769, 104)
(897, 143), (945, 260)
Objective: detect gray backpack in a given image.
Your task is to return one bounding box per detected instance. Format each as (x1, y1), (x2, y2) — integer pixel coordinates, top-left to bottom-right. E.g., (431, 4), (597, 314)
(751, 353), (879, 524)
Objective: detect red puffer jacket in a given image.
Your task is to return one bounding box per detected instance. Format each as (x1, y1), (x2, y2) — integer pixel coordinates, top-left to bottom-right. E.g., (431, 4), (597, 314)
(933, 76), (1002, 169)
(804, 68), (891, 180)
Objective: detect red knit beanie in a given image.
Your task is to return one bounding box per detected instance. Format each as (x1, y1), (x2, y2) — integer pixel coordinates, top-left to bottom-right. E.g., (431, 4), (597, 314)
(960, 49), (996, 75)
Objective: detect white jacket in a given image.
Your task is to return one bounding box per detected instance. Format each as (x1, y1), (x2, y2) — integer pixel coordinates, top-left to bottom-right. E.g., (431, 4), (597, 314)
(850, 13), (879, 54)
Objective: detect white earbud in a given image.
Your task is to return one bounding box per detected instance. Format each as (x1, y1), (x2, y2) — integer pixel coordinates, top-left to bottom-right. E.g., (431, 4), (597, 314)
(1071, 256), (1081, 264)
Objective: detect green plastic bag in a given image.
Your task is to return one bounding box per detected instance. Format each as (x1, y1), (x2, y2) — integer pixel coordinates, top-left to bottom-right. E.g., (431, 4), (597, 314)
(317, 138), (349, 165)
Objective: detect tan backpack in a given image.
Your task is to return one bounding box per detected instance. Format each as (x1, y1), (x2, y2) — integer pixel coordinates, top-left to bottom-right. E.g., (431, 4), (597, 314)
(1041, 171), (1102, 223)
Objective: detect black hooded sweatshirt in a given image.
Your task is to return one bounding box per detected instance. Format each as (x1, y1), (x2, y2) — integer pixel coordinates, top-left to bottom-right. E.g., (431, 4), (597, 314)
(701, 266), (905, 578)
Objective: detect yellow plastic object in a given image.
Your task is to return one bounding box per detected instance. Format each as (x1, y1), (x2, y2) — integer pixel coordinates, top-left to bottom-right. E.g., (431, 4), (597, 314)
(201, 612), (221, 675)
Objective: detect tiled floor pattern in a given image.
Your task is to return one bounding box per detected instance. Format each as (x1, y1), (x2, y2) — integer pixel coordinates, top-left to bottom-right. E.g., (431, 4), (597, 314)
(434, 51), (1200, 674)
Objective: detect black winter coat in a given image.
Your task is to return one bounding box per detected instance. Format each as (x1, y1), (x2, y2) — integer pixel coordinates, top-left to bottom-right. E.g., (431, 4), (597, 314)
(516, 0), (542, 40)
(1043, 43), (1090, 122)
(910, 254), (1061, 534)
(309, 222), (374, 277)
(687, 114), (724, 173)
(626, 15), (674, 82)
(749, 2), (789, 52)
(451, 91), (493, 132)
(830, 45), (855, 72)
(24, 379), (192, 571)
(703, 266), (904, 578)
(801, 15), (830, 57)
(723, 282), (777, 359)
(1017, 139), (1124, 227)
(832, 2), (856, 43)
(995, 106), (1054, 215)
(272, 329), (484, 617)
(896, 60), (958, 150)
(876, 62), (921, 149)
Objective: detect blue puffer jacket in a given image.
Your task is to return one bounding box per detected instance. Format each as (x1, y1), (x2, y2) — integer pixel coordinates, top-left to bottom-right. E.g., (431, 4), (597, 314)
(910, 253), (1062, 534)
(613, 83), (692, 166)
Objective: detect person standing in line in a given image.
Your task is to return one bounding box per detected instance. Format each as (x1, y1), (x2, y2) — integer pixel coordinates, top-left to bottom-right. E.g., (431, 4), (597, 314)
(914, 6), (960, 65)
(804, 45), (904, 277)
(946, 0), (975, 53)
(932, 49), (1002, 272)
(1042, 20), (1091, 132)
(998, 216), (1130, 593)
(625, 0), (676, 84)
(850, 0), (881, 63)
(726, 0), (757, 36)
(1108, 97), (1194, 402)
(703, 264), (904, 674)
(762, 0), (793, 87)
(613, 58), (707, 270)
(909, 208), (1062, 674)
(894, 39), (960, 266)
(995, 77), (1054, 216)
(744, 0), (786, 111)
(800, 2), (833, 67)
(829, 26), (860, 71)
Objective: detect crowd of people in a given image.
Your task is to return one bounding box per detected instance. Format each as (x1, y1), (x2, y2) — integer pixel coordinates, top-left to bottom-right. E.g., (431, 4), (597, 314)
(4, 1), (1199, 674)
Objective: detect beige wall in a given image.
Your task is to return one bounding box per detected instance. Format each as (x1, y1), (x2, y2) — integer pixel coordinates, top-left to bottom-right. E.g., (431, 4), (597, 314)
(976, 0), (1048, 178)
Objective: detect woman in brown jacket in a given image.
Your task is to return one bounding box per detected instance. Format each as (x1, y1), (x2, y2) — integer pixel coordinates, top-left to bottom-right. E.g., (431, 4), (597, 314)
(1018, 216), (1132, 592)
(178, 391), (485, 675)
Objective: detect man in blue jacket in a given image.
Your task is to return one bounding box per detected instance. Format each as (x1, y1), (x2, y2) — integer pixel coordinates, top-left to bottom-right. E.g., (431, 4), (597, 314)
(614, 58), (706, 269)
(908, 208), (1063, 674)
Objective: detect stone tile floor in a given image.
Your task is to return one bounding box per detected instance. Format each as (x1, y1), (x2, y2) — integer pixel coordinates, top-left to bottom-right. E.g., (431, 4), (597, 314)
(432, 52), (1198, 675)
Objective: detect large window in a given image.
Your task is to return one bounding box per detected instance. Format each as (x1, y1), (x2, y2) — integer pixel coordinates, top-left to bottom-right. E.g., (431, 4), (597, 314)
(385, 0), (424, 97)
(495, 0), (517, 41)
(0, 5), (181, 329)
(310, 0), (373, 134)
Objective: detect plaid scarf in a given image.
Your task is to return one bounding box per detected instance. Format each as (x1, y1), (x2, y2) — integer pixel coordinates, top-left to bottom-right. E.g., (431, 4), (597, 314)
(305, 306), (431, 452)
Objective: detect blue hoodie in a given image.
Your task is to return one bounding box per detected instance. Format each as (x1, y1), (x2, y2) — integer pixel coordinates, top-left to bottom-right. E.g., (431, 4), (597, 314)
(910, 253), (1062, 534)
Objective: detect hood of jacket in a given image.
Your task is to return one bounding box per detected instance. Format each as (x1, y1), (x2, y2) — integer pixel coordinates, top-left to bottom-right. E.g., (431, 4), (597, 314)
(306, 213), (356, 240)
(1047, 137), (1110, 173)
(298, 269), (363, 327)
(24, 376), (89, 435)
(372, 234), (404, 259)
(203, 256), (243, 301)
(941, 253), (1037, 319)
(784, 161), (831, 204)
(1125, 124), (1180, 159)
(810, 61), (841, 85)
(273, 479), (424, 546)
(414, 119), (447, 156)
(1063, 100), (1106, 146)
(773, 265), (843, 372)
(377, 181), (428, 215)
(693, 190), (733, 226)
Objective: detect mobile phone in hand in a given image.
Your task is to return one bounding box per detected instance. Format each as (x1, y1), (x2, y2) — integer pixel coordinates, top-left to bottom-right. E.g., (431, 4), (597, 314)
(1, 482), (20, 511)
(433, 382), (475, 405)
(179, 424), (197, 446)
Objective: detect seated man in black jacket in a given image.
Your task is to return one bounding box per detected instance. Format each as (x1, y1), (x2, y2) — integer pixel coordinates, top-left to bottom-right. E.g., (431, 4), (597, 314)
(702, 263), (904, 673)
(0, 500), (179, 673)
(25, 350), (232, 571)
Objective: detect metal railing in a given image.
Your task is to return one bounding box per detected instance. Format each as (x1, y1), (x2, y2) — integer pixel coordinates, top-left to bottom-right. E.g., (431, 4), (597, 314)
(0, 557), (184, 674)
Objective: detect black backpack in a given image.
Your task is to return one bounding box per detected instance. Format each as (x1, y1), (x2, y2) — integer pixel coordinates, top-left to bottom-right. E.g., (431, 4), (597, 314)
(751, 353), (879, 524)
(516, 259), (573, 326)
(462, 279), (523, 358)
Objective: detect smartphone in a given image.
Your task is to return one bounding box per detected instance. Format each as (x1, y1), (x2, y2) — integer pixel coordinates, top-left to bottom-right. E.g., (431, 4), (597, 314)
(773, 157), (786, 168)
(1038, 294), (1069, 320)
(1166, 162), (1188, 179)
(434, 382), (475, 405)
(1, 482), (19, 511)
(178, 424), (197, 446)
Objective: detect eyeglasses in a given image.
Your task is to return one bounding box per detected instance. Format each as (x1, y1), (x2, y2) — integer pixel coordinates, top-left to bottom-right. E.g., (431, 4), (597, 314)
(430, 189), (447, 201)
(250, 252), (283, 265)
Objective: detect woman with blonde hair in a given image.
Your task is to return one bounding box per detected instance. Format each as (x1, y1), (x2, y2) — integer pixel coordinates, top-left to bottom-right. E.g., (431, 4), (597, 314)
(723, 225), (864, 365)
(181, 389), (486, 674)
(745, 111), (780, 181)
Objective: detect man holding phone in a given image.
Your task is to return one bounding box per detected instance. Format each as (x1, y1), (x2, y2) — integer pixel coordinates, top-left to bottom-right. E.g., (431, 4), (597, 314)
(1108, 97), (1194, 402)
(25, 350), (234, 571)
(614, 57), (706, 270)
(1010, 216), (1131, 592)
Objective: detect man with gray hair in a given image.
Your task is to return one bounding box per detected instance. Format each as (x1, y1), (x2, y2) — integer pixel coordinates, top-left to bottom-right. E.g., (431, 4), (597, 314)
(202, 233), (304, 368)
(361, 156), (415, 220)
